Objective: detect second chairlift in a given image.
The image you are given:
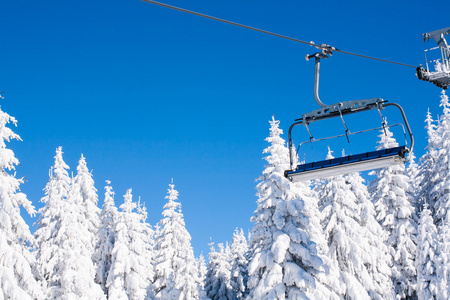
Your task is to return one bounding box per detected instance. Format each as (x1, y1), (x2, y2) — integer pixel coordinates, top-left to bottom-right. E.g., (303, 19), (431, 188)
(417, 27), (450, 90)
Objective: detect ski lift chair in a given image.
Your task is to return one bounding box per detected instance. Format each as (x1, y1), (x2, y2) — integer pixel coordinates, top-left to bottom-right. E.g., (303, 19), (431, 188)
(417, 27), (450, 89)
(284, 48), (414, 182)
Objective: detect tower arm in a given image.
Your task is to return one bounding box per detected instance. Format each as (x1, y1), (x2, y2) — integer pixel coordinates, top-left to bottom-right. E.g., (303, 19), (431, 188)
(423, 27), (450, 48)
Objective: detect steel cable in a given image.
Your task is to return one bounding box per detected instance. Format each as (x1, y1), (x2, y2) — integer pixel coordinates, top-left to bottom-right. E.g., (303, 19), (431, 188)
(141, 0), (417, 68)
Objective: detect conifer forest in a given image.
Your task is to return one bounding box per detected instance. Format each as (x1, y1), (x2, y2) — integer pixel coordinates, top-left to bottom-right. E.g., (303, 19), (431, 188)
(3, 91), (450, 299)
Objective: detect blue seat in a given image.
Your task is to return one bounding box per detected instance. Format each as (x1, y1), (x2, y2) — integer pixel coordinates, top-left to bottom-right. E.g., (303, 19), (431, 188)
(288, 145), (407, 178)
(329, 156), (349, 166)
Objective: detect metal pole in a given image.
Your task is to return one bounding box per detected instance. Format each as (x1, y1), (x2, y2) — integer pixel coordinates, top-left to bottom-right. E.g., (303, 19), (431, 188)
(288, 121), (303, 171)
(385, 103), (414, 151)
(314, 56), (327, 107)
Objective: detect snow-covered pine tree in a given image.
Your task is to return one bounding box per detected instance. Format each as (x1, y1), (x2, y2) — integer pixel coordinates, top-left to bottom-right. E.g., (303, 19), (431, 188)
(107, 188), (154, 300)
(57, 177), (105, 299)
(416, 204), (439, 299)
(417, 108), (440, 214)
(94, 180), (119, 293)
(74, 154), (100, 253)
(317, 147), (394, 299)
(229, 228), (248, 299)
(0, 100), (43, 299)
(153, 183), (199, 299)
(204, 242), (234, 300)
(406, 151), (420, 217)
(34, 147), (71, 296)
(435, 220), (450, 300)
(247, 116), (338, 299)
(196, 253), (208, 300)
(304, 150), (344, 298)
(430, 90), (450, 226)
(345, 170), (393, 298)
(368, 124), (417, 299)
(418, 90), (450, 298)
(35, 148), (104, 299)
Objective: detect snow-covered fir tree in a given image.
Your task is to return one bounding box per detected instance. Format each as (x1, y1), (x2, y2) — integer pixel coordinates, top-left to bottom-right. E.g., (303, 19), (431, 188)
(0, 101), (43, 299)
(317, 147), (394, 299)
(229, 228), (248, 299)
(94, 180), (119, 293)
(247, 116), (338, 299)
(34, 147), (71, 297)
(369, 124), (417, 299)
(57, 176), (105, 299)
(419, 90), (450, 298)
(429, 91), (450, 224)
(406, 151), (420, 214)
(196, 253), (208, 300)
(416, 204), (439, 299)
(74, 154), (101, 253)
(153, 183), (199, 299)
(417, 108), (440, 214)
(303, 152), (344, 298)
(346, 170), (394, 297)
(435, 221), (450, 300)
(107, 188), (154, 300)
(204, 242), (234, 300)
(35, 147), (104, 299)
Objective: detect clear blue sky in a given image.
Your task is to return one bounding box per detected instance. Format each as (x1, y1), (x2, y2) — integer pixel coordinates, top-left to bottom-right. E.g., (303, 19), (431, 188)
(1, 0), (448, 256)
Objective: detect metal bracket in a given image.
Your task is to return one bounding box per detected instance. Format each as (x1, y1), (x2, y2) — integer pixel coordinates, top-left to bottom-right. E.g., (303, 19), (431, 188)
(299, 98), (386, 124)
(304, 44), (339, 108)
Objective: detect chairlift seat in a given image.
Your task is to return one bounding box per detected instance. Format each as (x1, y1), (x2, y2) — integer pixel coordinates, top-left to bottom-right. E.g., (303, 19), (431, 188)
(285, 146), (407, 182)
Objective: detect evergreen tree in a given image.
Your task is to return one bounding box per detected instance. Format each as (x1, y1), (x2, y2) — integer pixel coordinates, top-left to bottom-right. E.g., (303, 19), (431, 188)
(416, 204), (439, 299)
(369, 125), (418, 299)
(107, 189), (154, 300)
(418, 91), (450, 298)
(74, 154), (101, 253)
(204, 243), (234, 300)
(0, 101), (43, 299)
(406, 151), (420, 215)
(430, 90), (450, 225)
(35, 148), (104, 299)
(153, 183), (198, 299)
(94, 180), (119, 293)
(299, 149), (344, 298)
(34, 147), (71, 297)
(436, 221), (450, 300)
(317, 148), (394, 299)
(247, 116), (338, 299)
(57, 177), (105, 299)
(229, 228), (248, 299)
(417, 109), (439, 211)
(196, 254), (208, 300)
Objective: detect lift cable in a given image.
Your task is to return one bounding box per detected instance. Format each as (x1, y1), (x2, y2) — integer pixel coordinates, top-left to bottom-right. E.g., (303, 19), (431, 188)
(141, 0), (417, 68)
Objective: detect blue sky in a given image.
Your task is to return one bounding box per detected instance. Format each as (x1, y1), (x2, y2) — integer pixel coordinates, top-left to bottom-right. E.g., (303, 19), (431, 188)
(1, 0), (449, 256)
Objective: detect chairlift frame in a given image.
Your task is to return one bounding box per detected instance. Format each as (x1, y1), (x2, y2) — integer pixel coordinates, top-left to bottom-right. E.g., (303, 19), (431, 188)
(285, 48), (414, 182)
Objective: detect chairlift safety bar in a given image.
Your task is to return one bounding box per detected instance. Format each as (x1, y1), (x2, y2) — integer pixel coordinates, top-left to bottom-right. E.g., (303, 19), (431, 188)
(296, 122), (407, 151)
